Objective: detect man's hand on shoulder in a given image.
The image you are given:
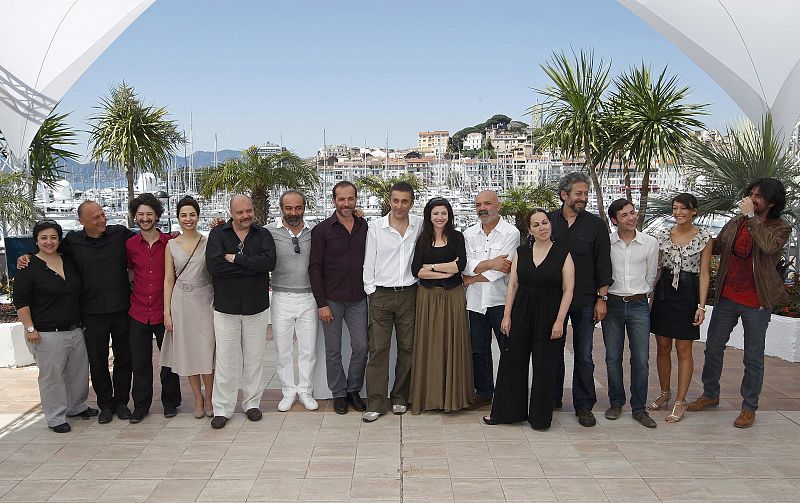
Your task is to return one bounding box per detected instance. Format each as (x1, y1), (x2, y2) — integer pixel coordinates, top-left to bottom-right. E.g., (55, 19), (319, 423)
(16, 254), (31, 269)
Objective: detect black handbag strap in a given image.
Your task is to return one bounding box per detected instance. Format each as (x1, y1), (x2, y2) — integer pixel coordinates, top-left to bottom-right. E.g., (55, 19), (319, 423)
(175, 236), (203, 280)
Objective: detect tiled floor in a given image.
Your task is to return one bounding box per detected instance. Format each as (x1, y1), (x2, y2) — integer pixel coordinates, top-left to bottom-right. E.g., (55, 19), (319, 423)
(1, 330), (799, 502)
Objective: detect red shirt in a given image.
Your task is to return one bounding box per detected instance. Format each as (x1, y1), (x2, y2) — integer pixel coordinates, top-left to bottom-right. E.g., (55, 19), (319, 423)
(721, 222), (761, 308)
(126, 232), (170, 324)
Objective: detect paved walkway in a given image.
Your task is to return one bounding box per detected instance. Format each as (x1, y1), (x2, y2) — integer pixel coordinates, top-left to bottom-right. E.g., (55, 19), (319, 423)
(1, 331), (799, 502)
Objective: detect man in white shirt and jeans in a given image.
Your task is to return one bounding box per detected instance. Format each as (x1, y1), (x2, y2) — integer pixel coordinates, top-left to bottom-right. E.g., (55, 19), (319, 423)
(362, 182), (422, 422)
(462, 190), (520, 409)
(601, 198), (658, 428)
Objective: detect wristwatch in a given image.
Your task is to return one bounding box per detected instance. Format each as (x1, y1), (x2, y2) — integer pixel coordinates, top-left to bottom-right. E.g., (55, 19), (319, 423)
(430, 264), (436, 271)
(597, 293), (608, 301)
(25, 326), (35, 333)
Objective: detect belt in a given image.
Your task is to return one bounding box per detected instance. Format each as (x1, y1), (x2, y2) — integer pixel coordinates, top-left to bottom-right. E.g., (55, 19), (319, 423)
(375, 284), (417, 292)
(176, 280), (210, 292)
(38, 323), (80, 332)
(608, 293), (648, 303)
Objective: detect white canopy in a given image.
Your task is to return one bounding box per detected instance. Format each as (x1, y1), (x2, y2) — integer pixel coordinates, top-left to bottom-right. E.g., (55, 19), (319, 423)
(619, 0), (800, 142)
(0, 0), (155, 164)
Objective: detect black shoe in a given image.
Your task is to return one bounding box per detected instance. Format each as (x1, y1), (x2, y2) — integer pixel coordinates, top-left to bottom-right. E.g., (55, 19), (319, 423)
(245, 408), (262, 421)
(67, 407), (99, 419)
(163, 407), (178, 418)
(575, 409), (597, 427)
(632, 410), (657, 428)
(97, 408), (114, 424)
(347, 392), (366, 412)
(553, 400), (563, 409)
(51, 422), (71, 433)
(482, 415), (500, 425)
(115, 404), (131, 420)
(605, 405), (622, 420)
(129, 410), (148, 424)
(210, 416), (228, 429)
(333, 397), (348, 414)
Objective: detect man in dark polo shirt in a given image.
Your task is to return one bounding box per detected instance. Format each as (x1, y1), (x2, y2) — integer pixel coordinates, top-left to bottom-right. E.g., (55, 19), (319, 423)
(309, 181), (369, 415)
(60, 201), (135, 424)
(126, 193), (181, 423)
(206, 194), (276, 429)
(549, 172), (612, 427)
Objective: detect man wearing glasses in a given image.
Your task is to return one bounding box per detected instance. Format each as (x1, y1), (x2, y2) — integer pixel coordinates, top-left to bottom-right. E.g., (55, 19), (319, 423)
(267, 190), (319, 412)
(688, 178), (791, 429)
(206, 194), (276, 429)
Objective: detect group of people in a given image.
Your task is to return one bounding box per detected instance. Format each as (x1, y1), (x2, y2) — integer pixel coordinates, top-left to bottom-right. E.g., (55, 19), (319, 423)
(13, 172), (789, 434)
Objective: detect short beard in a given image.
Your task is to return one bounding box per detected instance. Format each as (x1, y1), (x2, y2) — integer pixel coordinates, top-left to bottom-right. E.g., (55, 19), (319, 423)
(284, 215), (302, 226)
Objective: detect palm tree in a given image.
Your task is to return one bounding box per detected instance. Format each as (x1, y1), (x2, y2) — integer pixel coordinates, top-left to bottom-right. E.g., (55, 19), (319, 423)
(87, 82), (184, 225)
(28, 111), (80, 203)
(500, 184), (560, 237)
(355, 174), (422, 216)
(535, 49), (611, 225)
(200, 146), (320, 225)
(0, 172), (39, 234)
(650, 117), (798, 222)
(610, 64), (707, 228)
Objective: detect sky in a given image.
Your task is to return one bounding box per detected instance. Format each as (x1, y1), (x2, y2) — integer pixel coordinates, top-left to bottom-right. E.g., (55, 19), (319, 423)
(56, 0), (743, 159)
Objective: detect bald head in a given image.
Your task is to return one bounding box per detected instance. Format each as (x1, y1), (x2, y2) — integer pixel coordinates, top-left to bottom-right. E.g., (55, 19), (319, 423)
(475, 190), (500, 225)
(229, 194), (255, 230)
(78, 200), (107, 238)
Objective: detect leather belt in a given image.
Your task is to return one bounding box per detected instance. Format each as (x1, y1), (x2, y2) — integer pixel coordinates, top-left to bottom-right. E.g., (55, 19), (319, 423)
(608, 293), (648, 303)
(39, 323), (80, 332)
(375, 285), (416, 292)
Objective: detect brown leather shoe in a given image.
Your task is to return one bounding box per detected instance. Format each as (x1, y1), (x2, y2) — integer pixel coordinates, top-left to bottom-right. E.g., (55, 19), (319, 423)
(686, 395), (720, 412)
(464, 393), (492, 411)
(733, 410), (755, 428)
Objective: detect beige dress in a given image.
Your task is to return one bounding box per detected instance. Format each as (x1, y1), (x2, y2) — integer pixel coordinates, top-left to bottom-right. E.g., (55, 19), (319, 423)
(160, 238), (215, 375)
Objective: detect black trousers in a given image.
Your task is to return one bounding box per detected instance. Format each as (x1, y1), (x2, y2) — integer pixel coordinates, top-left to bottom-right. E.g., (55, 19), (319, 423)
(129, 318), (182, 413)
(82, 311), (132, 410)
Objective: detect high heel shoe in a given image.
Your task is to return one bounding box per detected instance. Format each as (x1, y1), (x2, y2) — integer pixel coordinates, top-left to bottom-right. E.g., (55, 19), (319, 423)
(482, 415), (500, 425)
(646, 390), (671, 411)
(665, 400), (687, 423)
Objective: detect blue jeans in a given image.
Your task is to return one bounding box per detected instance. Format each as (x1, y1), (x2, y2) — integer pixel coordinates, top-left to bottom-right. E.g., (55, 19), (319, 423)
(469, 306), (507, 398)
(601, 297), (650, 412)
(554, 304), (597, 411)
(701, 297), (772, 411)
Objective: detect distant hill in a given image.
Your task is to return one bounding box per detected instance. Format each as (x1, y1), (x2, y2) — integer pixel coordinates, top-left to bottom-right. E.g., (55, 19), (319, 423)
(61, 149), (241, 189)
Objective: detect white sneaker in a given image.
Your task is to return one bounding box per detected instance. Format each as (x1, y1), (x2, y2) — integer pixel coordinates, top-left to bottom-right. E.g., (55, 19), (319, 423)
(298, 392), (318, 411)
(278, 394), (296, 412)
(362, 411), (381, 422)
(392, 404), (407, 415)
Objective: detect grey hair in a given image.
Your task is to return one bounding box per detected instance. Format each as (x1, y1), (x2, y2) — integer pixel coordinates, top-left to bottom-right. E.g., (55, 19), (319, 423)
(558, 172), (591, 196)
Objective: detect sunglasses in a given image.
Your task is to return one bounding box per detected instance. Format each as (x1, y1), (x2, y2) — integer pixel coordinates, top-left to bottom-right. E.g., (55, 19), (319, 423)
(292, 236), (300, 254)
(237, 241), (245, 255)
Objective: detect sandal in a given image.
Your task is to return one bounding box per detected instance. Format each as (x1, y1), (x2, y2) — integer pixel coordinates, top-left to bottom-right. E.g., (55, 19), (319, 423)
(646, 390), (671, 411)
(482, 415), (500, 425)
(665, 400), (687, 423)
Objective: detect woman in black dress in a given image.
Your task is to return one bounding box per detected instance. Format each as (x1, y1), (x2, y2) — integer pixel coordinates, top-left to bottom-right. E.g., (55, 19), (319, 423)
(483, 209), (574, 430)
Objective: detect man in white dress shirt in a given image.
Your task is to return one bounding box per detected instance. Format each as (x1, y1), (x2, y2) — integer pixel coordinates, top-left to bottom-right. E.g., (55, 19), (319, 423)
(462, 190), (521, 409)
(267, 191), (319, 412)
(362, 181), (422, 422)
(601, 198), (658, 428)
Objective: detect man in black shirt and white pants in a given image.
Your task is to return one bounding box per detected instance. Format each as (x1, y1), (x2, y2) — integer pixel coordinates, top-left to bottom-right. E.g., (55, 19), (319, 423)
(206, 194), (276, 429)
(549, 172), (612, 427)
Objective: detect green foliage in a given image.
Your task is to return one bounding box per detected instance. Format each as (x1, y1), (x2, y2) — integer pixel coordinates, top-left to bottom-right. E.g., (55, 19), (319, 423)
(200, 146), (320, 226)
(448, 114), (513, 152)
(87, 82), (184, 224)
(0, 172), (40, 231)
(28, 111), (80, 202)
(647, 116), (799, 224)
(500, 184), (559, 236)
(535, 48), (611, 225)
(355, 174), (422, 216)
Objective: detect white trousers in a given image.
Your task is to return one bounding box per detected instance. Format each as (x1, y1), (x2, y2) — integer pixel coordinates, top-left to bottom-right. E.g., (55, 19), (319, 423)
(270, 291), (318, 397)
(212, 309), (269, 418)
(28, 328), (90, 427)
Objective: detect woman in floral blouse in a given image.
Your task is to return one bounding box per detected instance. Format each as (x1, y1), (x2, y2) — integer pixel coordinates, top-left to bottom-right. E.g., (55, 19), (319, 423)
(648, 193), (713, 422)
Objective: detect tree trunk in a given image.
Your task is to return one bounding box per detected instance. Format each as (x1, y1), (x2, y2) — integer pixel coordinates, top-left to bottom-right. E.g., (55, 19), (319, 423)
(623, 157), (633, 203)
(126, 160), (135, 228)
(251, 188), (269, 226)
(584, 141), (609, 230)
(637, 161), (652, 230)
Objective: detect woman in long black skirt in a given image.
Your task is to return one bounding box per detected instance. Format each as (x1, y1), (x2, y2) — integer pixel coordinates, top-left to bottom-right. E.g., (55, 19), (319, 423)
(482, 209), (574, 430)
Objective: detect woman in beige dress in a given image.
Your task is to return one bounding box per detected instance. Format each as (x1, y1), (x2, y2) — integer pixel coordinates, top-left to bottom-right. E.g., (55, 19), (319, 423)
(163, 196), (215, 418)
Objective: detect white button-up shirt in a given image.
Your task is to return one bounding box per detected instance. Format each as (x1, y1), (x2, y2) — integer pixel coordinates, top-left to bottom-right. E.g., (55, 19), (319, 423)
(608, 230), (659, 296)
(363, 214), (423, 295)
(463, 218), (521, 314)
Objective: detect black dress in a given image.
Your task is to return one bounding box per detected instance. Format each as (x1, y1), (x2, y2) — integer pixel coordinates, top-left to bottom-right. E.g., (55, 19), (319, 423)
(490, 242), (568, 430)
